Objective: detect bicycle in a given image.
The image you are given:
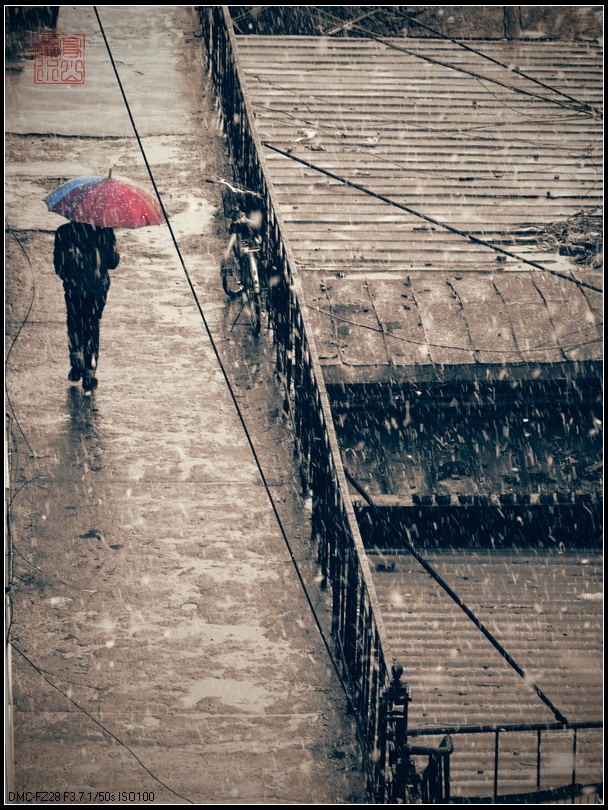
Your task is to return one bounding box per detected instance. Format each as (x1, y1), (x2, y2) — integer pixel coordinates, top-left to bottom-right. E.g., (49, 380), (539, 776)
(219, 181), (264, 335)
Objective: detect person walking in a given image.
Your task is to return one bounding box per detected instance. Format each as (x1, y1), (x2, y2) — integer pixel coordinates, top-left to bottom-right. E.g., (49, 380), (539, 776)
(53, 220), (120, 391)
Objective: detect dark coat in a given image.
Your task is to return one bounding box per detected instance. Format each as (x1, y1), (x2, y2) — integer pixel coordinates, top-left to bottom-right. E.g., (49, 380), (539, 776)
(54, 222), (120, 294)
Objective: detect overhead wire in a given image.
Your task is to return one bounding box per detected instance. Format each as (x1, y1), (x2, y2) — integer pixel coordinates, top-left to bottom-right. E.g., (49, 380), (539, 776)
(323, 6), (387, 36)
(307, 304), (602, 363)
(343, 469), (570, 726)
(250, 96), (602, 195)
(250, 92), (592, 159)
(249, 89), (587, 138)
(8, 641), (196, 804)
(5, 221), (40, 462)
(93, 4), (361, 737)
(389, 6), (602, 117)
(8, 539), (45, 575)
(261, 142), (603, 295)
(5, 221), (44, 650)
(244, 52), (600, 154)
(471, 77), (593, 121)
(313, 5), (601, 118)
(248, 70), (599, 171)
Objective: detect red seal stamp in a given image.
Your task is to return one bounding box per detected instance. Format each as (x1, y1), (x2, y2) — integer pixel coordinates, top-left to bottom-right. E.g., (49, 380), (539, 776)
(34, 34), (85, 84)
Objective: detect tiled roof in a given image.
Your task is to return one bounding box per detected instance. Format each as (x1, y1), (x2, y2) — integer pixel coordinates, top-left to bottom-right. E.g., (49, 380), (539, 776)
(368, 549), (603, 797)
(237, 36), (603, 380)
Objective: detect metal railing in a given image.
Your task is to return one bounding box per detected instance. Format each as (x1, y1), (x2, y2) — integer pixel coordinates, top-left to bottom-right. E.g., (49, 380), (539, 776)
(378, 663), (454, 803)
(416, 737), (454, 804)
(409, 721), (603, 804)
(351, 472), (603, 802)
(194, 11), (604, 804)
(197, 6), (410, 801)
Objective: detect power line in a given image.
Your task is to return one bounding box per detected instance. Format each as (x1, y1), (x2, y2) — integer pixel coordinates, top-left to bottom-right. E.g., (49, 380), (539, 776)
(343, 470), (570, 726)
(250, 96), (601, 190)
(312, 5), (600, 118)
(389, 7), (602, 117)
(261, 141), (603, 295)
(93, 3), (362, 738)
(363, 36), (595, 117)
(308, 304), (602, 361)
(8, 641), (196, 804)
(246, 65), (602, 162)
(5, 222), (39, 462)
(324, 6), (386, 36)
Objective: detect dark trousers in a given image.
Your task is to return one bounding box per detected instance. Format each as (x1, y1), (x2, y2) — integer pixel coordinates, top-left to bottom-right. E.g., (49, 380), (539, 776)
(63, 283), (108, 373)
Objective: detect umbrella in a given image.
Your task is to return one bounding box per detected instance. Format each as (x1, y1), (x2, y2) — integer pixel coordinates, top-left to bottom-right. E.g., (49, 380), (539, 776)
(44, 172), (164, 229)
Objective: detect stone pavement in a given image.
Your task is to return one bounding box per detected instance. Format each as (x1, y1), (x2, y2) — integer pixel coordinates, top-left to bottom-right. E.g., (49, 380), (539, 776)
(5, 6), (365, 804)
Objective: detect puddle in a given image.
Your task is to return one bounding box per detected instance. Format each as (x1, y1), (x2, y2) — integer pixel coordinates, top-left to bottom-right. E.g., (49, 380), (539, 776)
(140, 136), (182, 165)
(169, 196), (215, 239)
(182, 676), (274, 710)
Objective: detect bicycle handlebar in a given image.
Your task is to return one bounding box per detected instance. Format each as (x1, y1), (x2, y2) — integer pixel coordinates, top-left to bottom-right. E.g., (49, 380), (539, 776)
(216, 176), (262, 199)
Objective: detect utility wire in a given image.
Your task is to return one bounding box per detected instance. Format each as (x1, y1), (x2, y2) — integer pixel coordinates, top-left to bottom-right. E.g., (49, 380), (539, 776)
(6, 207), (194, 801)
(5, 222), (42, 618)
(314, 5), (600, 118)
(390, 7), (602, 117)
(324, 6), (386, 36)
(358, 36), (594, 117)
(93, 4), (360, 731)
(8, 641), (196, 804)
(250, 87), (593, 145)
(245, 63), (602, 169)
(261, 141), (603, 295)
(250, 96), (602, 196)
(5, 222), (39, 462)
(308, 304), (602, 360)
(343, 469), (570, 726)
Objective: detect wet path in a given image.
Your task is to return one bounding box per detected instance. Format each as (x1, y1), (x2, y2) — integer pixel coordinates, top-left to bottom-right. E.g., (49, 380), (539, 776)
(5, 7), (364, 804)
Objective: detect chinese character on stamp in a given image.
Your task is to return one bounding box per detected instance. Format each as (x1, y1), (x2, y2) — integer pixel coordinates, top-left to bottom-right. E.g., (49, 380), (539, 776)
(34, 34), (85, 84)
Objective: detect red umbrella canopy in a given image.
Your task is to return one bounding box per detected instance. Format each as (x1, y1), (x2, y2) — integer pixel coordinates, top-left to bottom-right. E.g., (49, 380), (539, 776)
(45, 174), (164, 229)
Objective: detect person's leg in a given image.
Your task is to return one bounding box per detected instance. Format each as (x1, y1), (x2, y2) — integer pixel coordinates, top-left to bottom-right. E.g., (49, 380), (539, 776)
(64, 284), (85, 380)
(82, 290), (107, 390)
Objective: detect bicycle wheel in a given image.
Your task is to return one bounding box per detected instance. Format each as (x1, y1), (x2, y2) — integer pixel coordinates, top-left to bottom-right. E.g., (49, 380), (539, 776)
(221, 255), (244, 298)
